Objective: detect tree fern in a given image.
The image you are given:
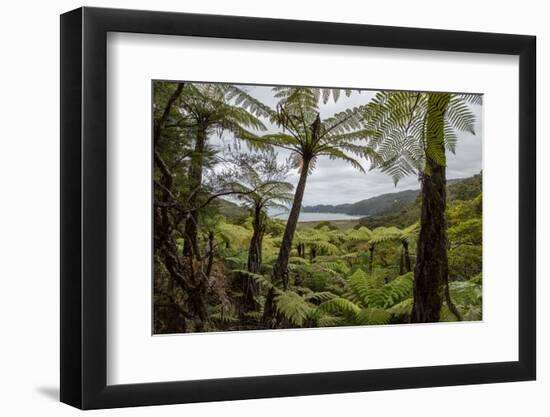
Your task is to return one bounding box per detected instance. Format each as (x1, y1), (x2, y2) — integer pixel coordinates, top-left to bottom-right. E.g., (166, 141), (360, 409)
(362, 90), (480, 183)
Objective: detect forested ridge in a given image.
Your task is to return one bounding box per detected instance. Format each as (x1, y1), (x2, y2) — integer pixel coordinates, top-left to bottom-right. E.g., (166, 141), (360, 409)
(153, 82), (482, 333)
(303, 174), (480, 218)
(303, 189), (418, 216)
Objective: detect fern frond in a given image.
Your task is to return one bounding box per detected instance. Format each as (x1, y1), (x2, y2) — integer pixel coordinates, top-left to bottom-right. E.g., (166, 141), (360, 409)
(233, 270), (279, 293)
(274, 291), (314, 326)
(318, 297), (361, 316)
(316, 315), (344, 327)
(355, 308), (391, 325)
(387, 297), (413, 316)
(304, 291), (337, 303)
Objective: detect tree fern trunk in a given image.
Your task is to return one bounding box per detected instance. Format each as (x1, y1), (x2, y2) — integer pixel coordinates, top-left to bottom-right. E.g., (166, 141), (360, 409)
(411, 93), (450, 323)
(310, 246), (317, 260)
(247, 210), (264, 274)
(179, 125), (209, 331)
(272, 157), (311, 288)
(368, 244), (375, 274)
(403, 240), (412, 273)
(242, 206), (264, 320)
(263, 157), (311, 328)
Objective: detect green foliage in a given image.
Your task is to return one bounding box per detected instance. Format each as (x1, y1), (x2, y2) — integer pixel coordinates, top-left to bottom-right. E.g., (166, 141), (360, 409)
(318, 297), (360, 316)
(447, 173), (482, 201)
(274, 291), (315, 326)
(347, 268), (378, 301)
(235, 270), (277, 291)
(294, 228), (342, 256)
(355, 308), (392, 325)
(314, 221), (339, 231)
(359, 175), (481, 230)
(348, 271), (414, 309)
(447, 192), (482, 280)
(441, 277), (482, 322)
(449, 246), (482, 281)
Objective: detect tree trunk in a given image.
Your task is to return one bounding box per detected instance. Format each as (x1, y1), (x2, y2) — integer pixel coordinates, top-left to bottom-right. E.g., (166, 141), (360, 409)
(272, 157), (311, 288)
(310, 246), (317, 260)
(242, 205), (264, 319)
(368, 244), (375, 274)
(297, 243), (304, 258)
(153, 82), (184, 146)
(399, 248), (405, 275)
(183, 125), (207, 259)
(411, 93), (450, 323)
(153, 83), (190, 333)
(263, 157), (311, 328)
(403, 240), (412, 273)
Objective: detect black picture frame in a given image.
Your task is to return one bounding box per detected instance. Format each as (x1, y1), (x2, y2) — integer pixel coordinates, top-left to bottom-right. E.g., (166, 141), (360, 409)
(60, 6), (536, 410)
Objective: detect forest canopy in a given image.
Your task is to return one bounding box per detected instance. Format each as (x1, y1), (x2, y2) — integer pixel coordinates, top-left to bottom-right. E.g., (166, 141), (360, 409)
(153, 81), (482, 334)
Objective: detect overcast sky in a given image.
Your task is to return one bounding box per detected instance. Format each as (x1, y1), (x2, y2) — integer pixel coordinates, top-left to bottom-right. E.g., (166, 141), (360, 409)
(213, 84), (482, 206)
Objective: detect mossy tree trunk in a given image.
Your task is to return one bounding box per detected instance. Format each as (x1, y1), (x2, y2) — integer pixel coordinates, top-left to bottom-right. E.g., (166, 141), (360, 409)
(411, 94), (450, 323)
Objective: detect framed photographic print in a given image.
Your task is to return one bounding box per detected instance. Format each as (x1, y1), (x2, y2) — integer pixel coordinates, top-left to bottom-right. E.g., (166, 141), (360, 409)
(60, 6), (536, 409)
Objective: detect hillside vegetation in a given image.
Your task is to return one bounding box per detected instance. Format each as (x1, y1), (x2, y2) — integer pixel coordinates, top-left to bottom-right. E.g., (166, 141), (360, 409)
(359, 174), (482, 229)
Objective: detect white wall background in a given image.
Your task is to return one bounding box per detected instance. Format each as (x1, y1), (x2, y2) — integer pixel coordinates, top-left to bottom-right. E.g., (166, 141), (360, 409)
(0, 0), (545, 415)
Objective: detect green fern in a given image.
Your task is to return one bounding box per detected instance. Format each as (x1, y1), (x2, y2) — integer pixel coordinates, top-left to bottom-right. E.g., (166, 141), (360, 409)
(356, 308), (391, 325)
(233, 270), (279, 292)
(387, 297), (414, 317)
(274, 291), (315, 326)
(441, 277), (482, 322)
(316, 315), (344, 327)
(318, 297), (361, 316)
(347, 268), (378, 302)
(304, 291), (337, 303)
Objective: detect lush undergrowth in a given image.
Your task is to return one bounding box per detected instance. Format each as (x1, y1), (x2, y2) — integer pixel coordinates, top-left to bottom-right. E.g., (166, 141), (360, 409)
(154, 181), (482, 333)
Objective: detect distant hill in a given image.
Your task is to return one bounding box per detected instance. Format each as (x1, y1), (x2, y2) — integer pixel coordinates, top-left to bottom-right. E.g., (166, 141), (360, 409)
(302, 173), (482, 228)
(303, 189), (419, 216)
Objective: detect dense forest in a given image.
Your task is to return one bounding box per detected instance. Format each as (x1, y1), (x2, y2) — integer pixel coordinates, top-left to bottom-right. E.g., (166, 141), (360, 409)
(153, 82), (482, 333)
